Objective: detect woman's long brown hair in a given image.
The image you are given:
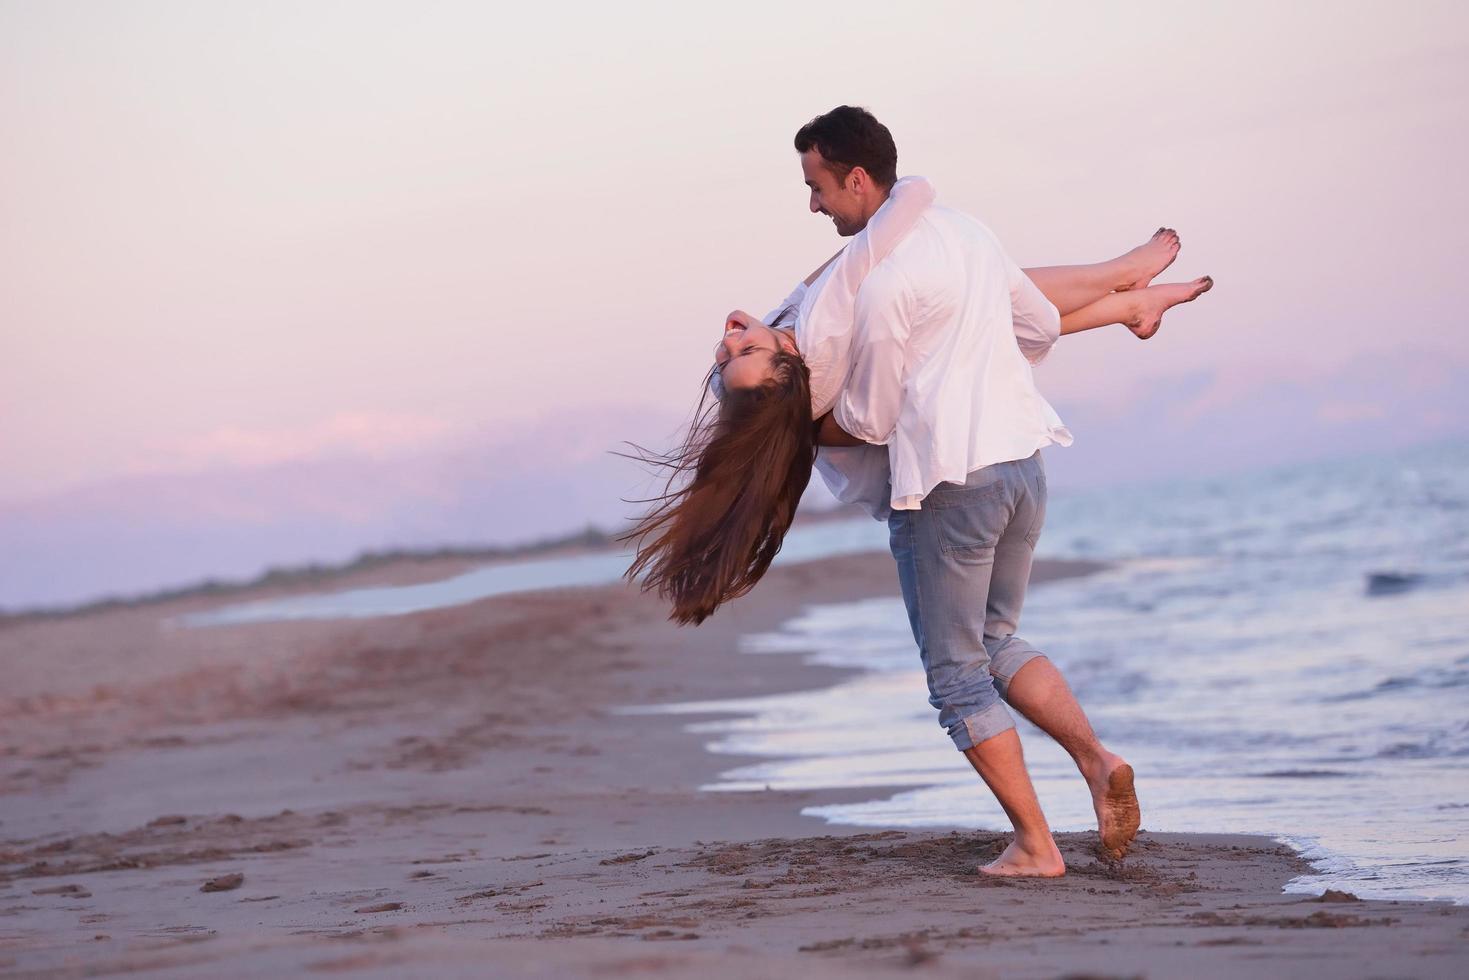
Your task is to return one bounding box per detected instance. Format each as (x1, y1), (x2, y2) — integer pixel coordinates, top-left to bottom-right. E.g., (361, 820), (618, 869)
(619, 343), (815, 626)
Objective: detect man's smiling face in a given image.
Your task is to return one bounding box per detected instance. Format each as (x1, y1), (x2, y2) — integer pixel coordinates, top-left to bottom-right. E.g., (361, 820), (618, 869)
(800, 148), (868, 237)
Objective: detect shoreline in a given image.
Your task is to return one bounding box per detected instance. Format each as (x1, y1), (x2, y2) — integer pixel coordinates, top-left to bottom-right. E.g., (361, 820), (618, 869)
(2, 550), (1465, 977)
(0, 503), (879, 624)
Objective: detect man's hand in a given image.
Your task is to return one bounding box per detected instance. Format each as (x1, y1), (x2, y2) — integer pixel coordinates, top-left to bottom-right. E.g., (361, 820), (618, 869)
(814, 412), (866, 447)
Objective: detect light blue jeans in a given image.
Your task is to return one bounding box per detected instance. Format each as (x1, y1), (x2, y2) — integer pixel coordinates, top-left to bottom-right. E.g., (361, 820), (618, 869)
(887, 450), (1049, 751)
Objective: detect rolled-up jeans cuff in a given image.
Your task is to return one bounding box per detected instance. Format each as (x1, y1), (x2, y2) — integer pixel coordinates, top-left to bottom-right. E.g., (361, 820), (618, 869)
(990, 648), (1046, 701)
(948, 701), (1016, 751)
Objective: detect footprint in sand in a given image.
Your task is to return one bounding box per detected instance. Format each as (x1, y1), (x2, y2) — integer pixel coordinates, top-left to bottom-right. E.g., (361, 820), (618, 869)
(146, 814), (188, 828)
(200, 873), (244, 892)
(353, 902), (403, 913)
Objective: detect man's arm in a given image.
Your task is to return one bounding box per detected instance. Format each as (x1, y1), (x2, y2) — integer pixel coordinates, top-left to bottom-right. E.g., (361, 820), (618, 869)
(1009, 261), (1063, 365)
(829, 266), (914, 446)
(814, 412), (865, 447)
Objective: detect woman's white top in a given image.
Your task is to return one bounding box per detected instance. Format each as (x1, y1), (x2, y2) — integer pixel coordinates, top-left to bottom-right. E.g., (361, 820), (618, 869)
(767, 181), (1072, 519)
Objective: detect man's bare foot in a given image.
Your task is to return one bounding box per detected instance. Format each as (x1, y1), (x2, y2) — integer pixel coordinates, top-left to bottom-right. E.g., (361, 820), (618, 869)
(979, 837), (1066, 878)
(1117, 227), (1180, 291)
(1084, 754), (1141, 860)
(1127, 275), (1213, 340)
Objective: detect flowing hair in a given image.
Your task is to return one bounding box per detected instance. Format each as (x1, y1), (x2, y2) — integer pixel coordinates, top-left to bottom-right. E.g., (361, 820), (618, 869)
(618, 326), (815, 626)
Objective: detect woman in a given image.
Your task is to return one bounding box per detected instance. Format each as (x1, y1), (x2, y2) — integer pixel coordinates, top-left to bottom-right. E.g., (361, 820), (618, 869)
(623, 177), (1211, 627)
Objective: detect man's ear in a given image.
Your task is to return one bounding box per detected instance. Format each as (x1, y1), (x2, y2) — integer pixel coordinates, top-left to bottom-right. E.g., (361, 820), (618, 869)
(846, 166), (871, 195)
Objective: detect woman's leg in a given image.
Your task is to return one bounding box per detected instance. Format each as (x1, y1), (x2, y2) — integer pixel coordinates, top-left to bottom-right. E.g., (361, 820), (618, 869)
(1061, 276), (1214, 339)
(1023, 228), (1180, 316)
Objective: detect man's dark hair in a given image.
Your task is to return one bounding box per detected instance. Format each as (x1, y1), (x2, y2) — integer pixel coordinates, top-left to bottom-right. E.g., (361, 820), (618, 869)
(794, 105), (898, 189)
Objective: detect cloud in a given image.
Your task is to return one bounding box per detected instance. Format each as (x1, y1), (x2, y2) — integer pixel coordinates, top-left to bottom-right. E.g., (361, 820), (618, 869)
(132, 411), (461, 473)
(1044, 346), (1469, 489)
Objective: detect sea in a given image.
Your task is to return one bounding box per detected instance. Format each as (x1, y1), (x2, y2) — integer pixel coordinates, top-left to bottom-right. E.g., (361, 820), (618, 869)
(632, 440), (1469, 904)
(184, 440), (1469, 903)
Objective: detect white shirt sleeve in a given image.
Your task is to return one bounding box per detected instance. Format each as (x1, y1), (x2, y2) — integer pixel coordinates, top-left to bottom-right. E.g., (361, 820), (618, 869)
(831, 268), (914, 445)
(764, 282), (808, 326)
(1008, 261), (1061, 365)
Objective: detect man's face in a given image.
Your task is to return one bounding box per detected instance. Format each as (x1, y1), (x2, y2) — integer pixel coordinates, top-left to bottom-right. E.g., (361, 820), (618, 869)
(800, 149), (867, 237)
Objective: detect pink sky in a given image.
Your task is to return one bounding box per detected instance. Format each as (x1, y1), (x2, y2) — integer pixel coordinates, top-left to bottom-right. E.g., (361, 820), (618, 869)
(2, 2), (1466, 508)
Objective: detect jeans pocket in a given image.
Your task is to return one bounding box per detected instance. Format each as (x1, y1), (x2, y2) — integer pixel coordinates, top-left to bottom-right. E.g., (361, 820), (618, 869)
(930, 480), (1011, 558)
(924, 476), (1006, 510)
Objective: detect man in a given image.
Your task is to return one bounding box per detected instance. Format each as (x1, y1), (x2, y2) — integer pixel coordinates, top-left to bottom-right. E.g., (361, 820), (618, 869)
(794, 105), (1140, 876)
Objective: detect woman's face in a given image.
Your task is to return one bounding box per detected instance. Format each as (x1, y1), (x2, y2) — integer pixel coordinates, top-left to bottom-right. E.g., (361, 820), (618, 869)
(713, 311), (797, 392)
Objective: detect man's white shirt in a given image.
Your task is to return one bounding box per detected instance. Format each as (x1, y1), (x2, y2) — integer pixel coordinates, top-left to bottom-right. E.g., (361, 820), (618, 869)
(773, 204), (1072, 520)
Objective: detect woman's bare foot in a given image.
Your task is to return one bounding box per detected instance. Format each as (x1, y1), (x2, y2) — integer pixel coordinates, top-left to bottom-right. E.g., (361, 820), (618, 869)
(1083, 754), (1141, 860)
(1127, 275), (1213, 340)
(1117, 227), (1180, 291)
(979, 836), (1066, 878)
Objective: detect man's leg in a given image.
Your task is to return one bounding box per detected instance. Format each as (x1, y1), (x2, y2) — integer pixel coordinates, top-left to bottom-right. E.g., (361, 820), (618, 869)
(1003, 659), (1140, 860)
(889, 463), (1063, 877)
(960, 728), (1063, 876)
(984, 452), (1141, 859)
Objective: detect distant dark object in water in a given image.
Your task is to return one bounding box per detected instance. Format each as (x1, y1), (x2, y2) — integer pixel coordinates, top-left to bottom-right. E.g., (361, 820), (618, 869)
(1366, 571), (1424, 596)
(1256, 769), (1353, 779)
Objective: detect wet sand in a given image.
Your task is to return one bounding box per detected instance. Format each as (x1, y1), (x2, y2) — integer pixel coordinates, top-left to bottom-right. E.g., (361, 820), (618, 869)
(2, 550), (1466, 978)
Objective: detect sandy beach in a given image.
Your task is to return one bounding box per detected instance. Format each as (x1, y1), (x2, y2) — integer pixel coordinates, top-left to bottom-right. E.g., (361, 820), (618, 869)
(2, 550), (1466, 979)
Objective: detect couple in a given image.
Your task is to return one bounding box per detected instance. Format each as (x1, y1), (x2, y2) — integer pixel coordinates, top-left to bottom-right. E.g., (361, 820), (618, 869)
(624, 105), (1212, 876)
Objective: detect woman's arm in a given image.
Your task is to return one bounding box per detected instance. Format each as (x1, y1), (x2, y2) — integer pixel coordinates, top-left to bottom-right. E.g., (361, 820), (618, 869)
(803, 250), (843, 287)
(752, 251), (843, 329)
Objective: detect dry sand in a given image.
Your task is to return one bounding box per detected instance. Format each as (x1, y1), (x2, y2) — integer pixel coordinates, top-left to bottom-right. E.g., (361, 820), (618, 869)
(2, 550), (1466, 978)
